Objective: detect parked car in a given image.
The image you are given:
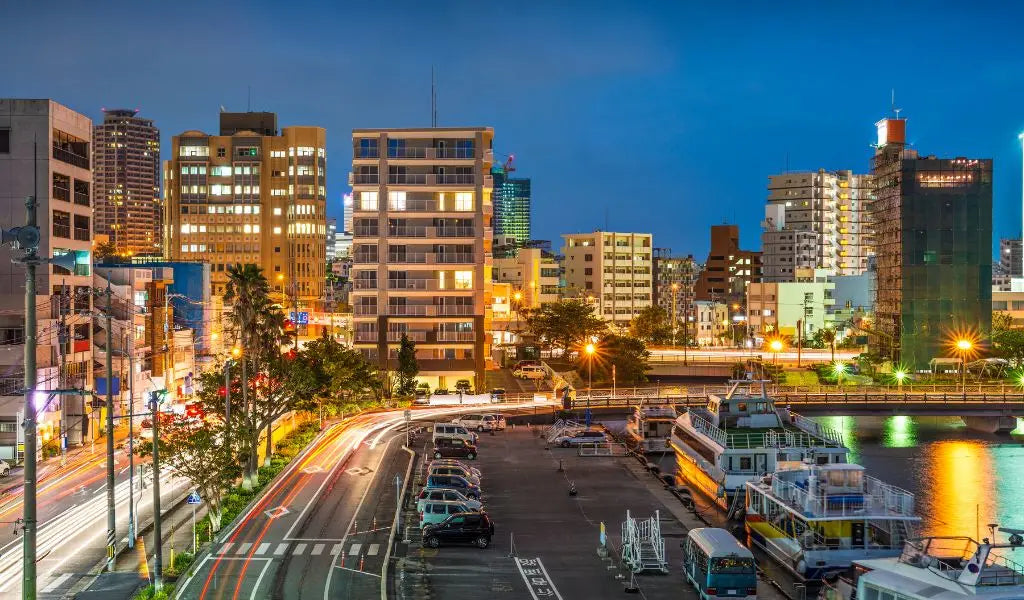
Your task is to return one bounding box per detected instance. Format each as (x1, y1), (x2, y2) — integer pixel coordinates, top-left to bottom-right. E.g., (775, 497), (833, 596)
(0, 460), (10, 477)
(426, 459), (481, 479)
(425, 474), (481, 500)
(432, 423), (478, 446)
(513, 360), (540, 370)
(434, 388), (449, 395)
(433, 438), (478, 460)
(552, 428), (609, 448)
(454, 379), (473, 394)
(415, 383), (430, 401)
(416, 488), (483, 513)
(453, 414), (499, 432)
(422, 512), (495, 549)
(485, 413), (507, 431)
(489, 388), (506, 402)
(418, 500), (478, 529)
(513, 365), (546, 380)
(428, 464), (481, 487)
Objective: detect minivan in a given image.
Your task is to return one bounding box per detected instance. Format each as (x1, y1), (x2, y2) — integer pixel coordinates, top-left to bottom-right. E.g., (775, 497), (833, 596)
(454, 414), (498, 432)
(418, 500), (478, 529)
(425, 474), (481, 500)
(428, 464), (481, 487)
(513, 365), (546, 380)
(432, 423), (478, 445)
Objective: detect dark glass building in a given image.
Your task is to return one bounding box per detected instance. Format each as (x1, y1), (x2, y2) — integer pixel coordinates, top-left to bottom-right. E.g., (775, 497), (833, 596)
(491, 164), (531, 256)
(870, 118), (992, 370)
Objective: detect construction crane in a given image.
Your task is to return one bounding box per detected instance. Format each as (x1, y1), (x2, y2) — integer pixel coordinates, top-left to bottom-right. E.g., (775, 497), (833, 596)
(494, 152), (516, 174)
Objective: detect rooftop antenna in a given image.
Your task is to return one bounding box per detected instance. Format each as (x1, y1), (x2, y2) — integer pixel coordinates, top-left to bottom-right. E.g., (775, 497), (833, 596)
(891, 89), (902, 119)
(247, 86), (252, 112)
(431, 66), (438, 128)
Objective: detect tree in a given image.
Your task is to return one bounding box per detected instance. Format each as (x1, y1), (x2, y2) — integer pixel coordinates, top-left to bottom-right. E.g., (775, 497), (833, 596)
(94, 241), (119, 263)
(395, 334), (419, 396)
(815, 327), (837, 362)
(993, 311), (1014, 332)
(524, 299), (607, 357)
(301, 332), (380, 418)
(588, 334), (651, 385)
(629, 306), (673, 344)
(157, 415), (237, 533)
(992, 328), (1024, 367)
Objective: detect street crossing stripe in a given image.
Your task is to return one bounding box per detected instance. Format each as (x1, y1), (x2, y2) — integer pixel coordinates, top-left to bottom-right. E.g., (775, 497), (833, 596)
(236, 542), (252, 554)
(274, 543), (289, 556)
(218, 542), (234, 555)
(311, 543), (325, 555)
(367, 544), (380, 556)
(255, 543), (270, 555)
(41, 573), (74, 593)
(348, 543), (362, 555)
(294, 543), (307, 555)
(331, 543), (342, 555)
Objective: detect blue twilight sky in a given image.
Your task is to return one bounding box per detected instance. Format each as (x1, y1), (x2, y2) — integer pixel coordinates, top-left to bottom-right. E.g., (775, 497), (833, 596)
(3, 1), (1023, 257)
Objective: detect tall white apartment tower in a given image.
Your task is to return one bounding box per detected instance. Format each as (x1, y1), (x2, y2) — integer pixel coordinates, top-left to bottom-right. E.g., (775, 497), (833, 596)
(561, 231), (653, 328)
(349, 127), (494, 389)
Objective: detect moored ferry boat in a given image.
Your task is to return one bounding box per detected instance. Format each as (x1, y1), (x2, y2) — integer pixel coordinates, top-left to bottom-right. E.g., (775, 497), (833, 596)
(669, 379), (848, 515)
(625, 405), (676, 454)
(744, 463), (920, 580)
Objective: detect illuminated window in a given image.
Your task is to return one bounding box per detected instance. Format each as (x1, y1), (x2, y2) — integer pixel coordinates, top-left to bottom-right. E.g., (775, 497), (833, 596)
(297, 146), (314, 156)
(210, 166), (232, 177)
(360, 191), (379, 210)
(273, 226), (282, 234)
(273, 207), (282, 216)
(181, 244), (188, 252)
(179, 146), (209, 157)
(253, 225), (260, 233)
(388, 191), (406, 211)
(297, 165), (313, 176)
(455, 192), (472, 211)
(243, 224), (252, 233)
(454, 271), (473, 289)
(253, 206), (260, 214)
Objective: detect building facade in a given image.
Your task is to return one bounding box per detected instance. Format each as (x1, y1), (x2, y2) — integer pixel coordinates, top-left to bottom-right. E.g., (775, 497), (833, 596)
(692, 300), (728, 346)
(0, 99), (95, 456)
(92, 108), (161, 256)
(349, 127), (494, 389)
(561, 231), (653, 328)
(652, 250), (699, 327)
(493, 247), (561, 309)
(694, 224), (762, 308)
(491, 164), (530, 257)
(994, 238), (1022, 291)
(163, 112), (328, 317)
(746, 278), (835, 342)
(326, 217), (337, 263)
(870, 117), (992, 369)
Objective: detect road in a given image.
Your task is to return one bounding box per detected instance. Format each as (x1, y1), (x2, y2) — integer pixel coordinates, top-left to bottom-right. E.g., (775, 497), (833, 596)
(176, 402), (551, 600)
(649, 347), (858, 362)
(0, 437), (187, 598)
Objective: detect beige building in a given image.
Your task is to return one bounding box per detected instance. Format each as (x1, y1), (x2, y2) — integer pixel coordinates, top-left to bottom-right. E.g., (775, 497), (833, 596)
(349, 127), (494, 389)
(993, 291), (1024, 327)
(562, 231), (652, 328)
(692, 300), (728, 346)
(163, 111), (327, 321)
(763, 169), (874, 281)
(493, 247), (560, 309)
(0, 99), (95, 455)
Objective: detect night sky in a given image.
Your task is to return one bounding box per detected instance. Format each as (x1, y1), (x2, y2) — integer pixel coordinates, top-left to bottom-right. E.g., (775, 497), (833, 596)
(4, 1), (1022, 257)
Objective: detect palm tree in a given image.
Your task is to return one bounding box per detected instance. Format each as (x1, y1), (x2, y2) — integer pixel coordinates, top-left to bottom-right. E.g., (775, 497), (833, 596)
(821, 328), (837, 363)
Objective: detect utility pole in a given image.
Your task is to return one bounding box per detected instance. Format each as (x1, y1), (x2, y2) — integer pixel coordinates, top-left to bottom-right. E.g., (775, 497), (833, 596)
(150, 390), (164, 591)
(224, 360), (231, 458)
(104, 275), (116, 570)
(127, 330), (136, 549)
(18, 194), (41, 600)
(797, 318), (803, 368)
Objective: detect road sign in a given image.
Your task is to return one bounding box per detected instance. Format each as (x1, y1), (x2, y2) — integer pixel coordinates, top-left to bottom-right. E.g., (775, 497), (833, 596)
(186, 490), (201, 505)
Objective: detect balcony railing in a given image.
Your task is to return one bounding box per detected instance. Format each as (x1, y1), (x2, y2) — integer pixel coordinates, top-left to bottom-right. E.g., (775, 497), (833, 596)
(436, 331), (476, 342)
(353, 305), (379, 315)
(435, 147), (475, 159)
(354, 227), (379, 236)
(388, 226), (476, 238)
(389, 174), (427, 185)
(53, 146), (89, 170)
(354, 331), (378, 342)
(53, 224), (70, 239)
(438, 305), (475, 316)
(387, 331), (427, 342)
(387, 305), (475, 316)
(74, 191), (90, 207)
(436, 227), (475, 237)
(74, 227), (90, 242)
(387, 252), (474, 265)
(353, 279), (378, 289)
(355, 148), (379, 159)
(353, 255), (379, 264)
(386, 174), (477, 186)
(388, 279), (436, 290)
(352, 174), (379, 185)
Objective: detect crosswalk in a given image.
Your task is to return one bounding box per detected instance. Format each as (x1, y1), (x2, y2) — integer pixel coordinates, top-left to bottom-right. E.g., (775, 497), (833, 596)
(214, 541), (381, 558)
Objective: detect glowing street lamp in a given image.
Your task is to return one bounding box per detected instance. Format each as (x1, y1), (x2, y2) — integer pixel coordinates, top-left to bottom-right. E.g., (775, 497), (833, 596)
(231, 346), (242, 359)
(833, 361), (847, 386)
(955, 338), (973, 392)
(894, 369), (907, 391)
(769, 339), (783, 365)
(584, 342), (596, 405)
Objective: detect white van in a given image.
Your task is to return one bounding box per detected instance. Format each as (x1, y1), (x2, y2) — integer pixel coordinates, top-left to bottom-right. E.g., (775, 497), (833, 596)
(513, 365), (546, 380)
(432, 423), (478, 445)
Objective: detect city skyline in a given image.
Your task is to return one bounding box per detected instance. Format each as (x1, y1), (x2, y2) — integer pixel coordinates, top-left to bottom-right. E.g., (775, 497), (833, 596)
(3, 2), (1024, 257)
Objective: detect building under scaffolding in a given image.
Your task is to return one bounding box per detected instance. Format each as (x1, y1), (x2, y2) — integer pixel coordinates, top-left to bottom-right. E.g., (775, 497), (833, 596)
(869, 117), (992, 370)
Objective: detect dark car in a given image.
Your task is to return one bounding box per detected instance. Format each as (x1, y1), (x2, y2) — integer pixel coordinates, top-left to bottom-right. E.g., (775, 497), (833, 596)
(433, 438), (478, 460)
(455, 379), (473, 394)
(489, 388), (506, 401)
(425, 474), (481, 500)
(422, 511), (495, 549)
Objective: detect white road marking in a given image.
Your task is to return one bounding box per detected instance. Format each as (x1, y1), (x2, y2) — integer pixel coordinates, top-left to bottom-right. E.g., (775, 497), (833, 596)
(255, 542), (270, 555)
(248, 559), (274, 600)
(348, 543), (362, 556)
(294, 543), (307, 555)
(367, 543), (379, 556)
(274, 543), (289, 556)
(41, 573), (73, 593)
(311, 543), (325, 555)
(218, 542), (234, 555)
(236, 542), (252, 554)
(331, 543), (342, 555)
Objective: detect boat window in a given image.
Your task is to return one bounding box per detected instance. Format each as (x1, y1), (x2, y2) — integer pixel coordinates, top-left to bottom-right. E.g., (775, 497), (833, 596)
(736, 402), (747, 412)
(847, 470), (862, 488)
(739, 456), (752, 470)
(711, 557), (755, 574)
(816, 455), (829, 465)
(828, 470), (846, 487)
(862, 586), (879, 600)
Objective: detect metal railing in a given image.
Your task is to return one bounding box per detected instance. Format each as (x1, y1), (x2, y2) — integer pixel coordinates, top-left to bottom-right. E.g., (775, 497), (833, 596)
(388, 279), (434, 290)
(387, 331), (426, 342)
(768, 476), (916, 519)
(436, 332), (476, 342)
(353, 279), (378, 289)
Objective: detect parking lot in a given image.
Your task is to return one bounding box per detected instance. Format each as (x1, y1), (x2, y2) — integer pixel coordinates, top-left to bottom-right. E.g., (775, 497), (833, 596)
(396, 424), (703, 599)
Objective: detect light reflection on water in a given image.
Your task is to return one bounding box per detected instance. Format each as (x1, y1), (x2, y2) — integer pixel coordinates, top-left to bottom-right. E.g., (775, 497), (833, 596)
(814, 415), (1024, 538)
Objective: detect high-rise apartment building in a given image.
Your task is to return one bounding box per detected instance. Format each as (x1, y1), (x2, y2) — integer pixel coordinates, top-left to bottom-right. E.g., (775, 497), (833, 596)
(350, 127), (494, 389)
(694, 225), (762, 308)
(562, 231), (653, 328)
(163, 112), (327, 313)
(491, 164), (530, 256)
(652, 249), (699, 323)
(0, 99), (94, 449)
(870, 117), (992, 369)
(326, 217), (337, 263)
(92, 108), (161, 255)
(762, 169), (874, 281)
(342, 192), (354, 233)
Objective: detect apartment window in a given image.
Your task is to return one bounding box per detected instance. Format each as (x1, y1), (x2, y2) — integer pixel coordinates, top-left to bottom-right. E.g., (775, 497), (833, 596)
(584, 268), (593, 276)
(210, 166), (232, 177)
(360, 191), (379, 211)
(454, 192), (472, 211)
(454, 271), (473, 289)
(584, 254), (593, 262)
(216, 147), (226, 157)
(73, 214), (89, 241)
(52, 210), (70, 238)
(74, 179), (90, 206)
(273, 207), (282, 215)
(52, 173), (70, 202)
(179, 145), (209, 157)
(388, 191), (406, 211)
(0, 129), (9, 153)
(358, 138), (378, 158)
(53, 129), (89, 169)
(273, 227), (282, 234)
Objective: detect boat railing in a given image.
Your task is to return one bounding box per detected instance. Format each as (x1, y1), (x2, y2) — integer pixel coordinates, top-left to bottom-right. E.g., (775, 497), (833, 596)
(769, 476), (917, 518)
(787, 411), (846, 447)
(686, 409), (728, 447)
(901, 538), (1024, 586)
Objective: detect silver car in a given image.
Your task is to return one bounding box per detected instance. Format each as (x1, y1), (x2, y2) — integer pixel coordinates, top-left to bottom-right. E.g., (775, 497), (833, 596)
(416, 488), (483, 513)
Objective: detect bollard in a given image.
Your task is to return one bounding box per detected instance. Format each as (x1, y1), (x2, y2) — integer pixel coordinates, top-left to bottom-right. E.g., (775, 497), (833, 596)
(558, 459), (563, 472)
(372, 516), (376, 530)
(359, 553), (365, 571)
(340, 553), (345, 568)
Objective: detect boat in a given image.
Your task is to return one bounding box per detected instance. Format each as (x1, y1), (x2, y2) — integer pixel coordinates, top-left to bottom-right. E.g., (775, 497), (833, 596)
(669, 379), (849, 516)
(625, 405), (676, 454)
(819, 527), (1024, 600)
(744, 462), (920, 580)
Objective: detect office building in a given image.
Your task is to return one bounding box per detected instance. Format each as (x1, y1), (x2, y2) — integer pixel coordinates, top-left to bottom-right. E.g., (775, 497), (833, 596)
(335, 230), (353, 259)
(995, 238), (1022, 291)
(870, 117), (992, 369)
(493, 247), (561, 309)
(92, 108), (161, 256)
(163, 111), (328, 317)
(491, 163), (530, 257)
(326, 217), (337, 262)
(0, 99), (94, 455)
(562, 231), (653, 328)
(652, 249), (699, 325)
(746, 278), (836, 342)
(350, 127), (494, 389)
(762, 170), (874, 281)
(342, 192), (354, 233)
(694, 224), (761, 308)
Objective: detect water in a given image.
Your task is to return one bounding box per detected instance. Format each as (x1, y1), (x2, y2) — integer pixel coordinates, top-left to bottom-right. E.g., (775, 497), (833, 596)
(814, 415), (1024, 538)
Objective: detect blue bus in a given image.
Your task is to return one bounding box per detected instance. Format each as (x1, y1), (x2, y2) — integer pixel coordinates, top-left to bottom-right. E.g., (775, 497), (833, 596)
(683, 528), (758, 600)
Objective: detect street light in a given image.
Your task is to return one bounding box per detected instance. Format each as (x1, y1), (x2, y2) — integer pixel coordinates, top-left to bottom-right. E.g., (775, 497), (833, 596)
(769, 339), (783, 365)
(833, 361), (847, 386)
(956, 338), (973, 392)
(894, 369), (907, 391)
(231, 346), (242, 359)
(671, 283), (679, 347)
(584, 342), (596, 406)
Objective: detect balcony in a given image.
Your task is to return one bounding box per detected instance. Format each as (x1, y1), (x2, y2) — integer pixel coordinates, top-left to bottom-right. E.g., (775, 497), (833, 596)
(387, 331), (427, 342)
(388, 279), (437, 290)
(436, 331), (476, 342)
(74, 227), (90, 242)
(354, 331), (378, 342)
(387, 174), (477, 186)
(355, 147), (380, 159)
(353, 279), (378, 289)
(353, 254), (379, 264)
(353, 305), (379, 316)
(388, 226), (475, 238)
(387, 305), (475, 316)
(354, 227), (379, 237)
(386, 252), (474, 265)
(351, 173), (379, 185)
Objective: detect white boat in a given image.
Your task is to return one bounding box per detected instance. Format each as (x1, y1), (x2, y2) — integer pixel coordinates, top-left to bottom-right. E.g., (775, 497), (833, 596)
(744, 462), (921, 580)
(669, 379), (848, 515)
(625, 405), (676, 454)
(820, 529), (1024, 600)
